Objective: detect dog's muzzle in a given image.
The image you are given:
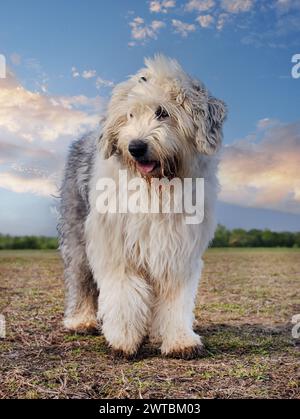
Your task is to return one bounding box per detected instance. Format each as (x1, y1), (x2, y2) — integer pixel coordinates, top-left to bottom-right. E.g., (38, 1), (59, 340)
(128, 140), (158, 175)
(128, 140), (148, 159)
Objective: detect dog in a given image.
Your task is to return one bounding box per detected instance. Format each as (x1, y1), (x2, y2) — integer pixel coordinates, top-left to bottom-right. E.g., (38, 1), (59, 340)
(58, 55), (227, 358)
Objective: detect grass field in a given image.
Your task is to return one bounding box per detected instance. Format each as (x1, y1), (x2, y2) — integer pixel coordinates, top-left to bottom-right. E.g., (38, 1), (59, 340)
(0, 249), (299, 399)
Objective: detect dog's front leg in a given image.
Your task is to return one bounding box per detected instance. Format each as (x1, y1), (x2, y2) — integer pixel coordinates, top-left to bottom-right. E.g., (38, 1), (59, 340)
(152, 261), (205, 359)
(98, 271), (151, 357)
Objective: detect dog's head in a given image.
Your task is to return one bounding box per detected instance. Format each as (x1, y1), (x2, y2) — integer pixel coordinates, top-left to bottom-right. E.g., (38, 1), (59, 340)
(100, 55), (227, 178)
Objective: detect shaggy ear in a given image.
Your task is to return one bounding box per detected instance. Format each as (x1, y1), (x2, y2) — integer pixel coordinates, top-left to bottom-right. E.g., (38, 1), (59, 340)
(184, 80), (227, 155)
(99, 119), (118, 159)
(195, 95), (227, 155)
(196, 96), (227, 154)
(99, 80), (134, 159)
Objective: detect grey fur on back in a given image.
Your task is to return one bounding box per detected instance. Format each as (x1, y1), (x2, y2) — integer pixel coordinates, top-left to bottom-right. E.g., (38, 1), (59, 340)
(58, 133), (98, 320)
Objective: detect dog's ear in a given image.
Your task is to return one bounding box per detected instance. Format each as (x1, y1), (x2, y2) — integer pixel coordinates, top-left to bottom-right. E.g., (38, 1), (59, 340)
(185, 82), (227, 155)
(99, 118), (118, 159)
(197, 96), (227, 154)
(99, 80), (134, 159)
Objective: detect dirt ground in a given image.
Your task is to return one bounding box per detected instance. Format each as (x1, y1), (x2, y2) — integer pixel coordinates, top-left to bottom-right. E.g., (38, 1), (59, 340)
(0, 249), (299, 399)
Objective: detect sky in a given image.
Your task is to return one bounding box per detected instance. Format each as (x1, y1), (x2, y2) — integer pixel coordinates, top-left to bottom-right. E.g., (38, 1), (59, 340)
(0, 0), (300, 235)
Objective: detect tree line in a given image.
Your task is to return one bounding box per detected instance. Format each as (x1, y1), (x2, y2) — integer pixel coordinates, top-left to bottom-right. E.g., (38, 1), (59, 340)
(0, 235), (58, 250)
(0, 225), (300, 249)
(211, 225), (300, 248)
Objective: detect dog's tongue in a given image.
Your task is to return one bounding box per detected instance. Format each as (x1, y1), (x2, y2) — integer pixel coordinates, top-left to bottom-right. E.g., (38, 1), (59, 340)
(136, 162), (156, 174)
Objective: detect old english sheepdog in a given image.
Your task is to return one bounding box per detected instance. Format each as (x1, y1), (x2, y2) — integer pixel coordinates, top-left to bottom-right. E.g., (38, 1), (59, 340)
(58, 55), (227, 358)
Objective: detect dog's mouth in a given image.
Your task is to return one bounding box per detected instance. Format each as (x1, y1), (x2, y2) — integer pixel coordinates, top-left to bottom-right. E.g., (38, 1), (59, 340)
(135, 160), (160, 176)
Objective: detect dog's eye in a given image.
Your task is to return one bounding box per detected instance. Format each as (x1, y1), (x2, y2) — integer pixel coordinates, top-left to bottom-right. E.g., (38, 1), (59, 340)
(155, 106), (169, 120)
(129, 113), (133, 118)
(140, 76), (147, 82)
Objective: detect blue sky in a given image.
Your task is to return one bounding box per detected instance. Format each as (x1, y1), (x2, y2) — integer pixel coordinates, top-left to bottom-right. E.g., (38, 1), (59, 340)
(0, 0), (300, 235)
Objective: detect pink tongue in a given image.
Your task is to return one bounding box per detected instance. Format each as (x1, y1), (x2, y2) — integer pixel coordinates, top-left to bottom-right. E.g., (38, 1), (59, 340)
(136, 162), (156, 174)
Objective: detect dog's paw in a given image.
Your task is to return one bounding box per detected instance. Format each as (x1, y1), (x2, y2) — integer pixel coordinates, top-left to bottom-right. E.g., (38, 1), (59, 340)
(64, 317), (99, 335)
(107, 339), (142, 359)
(102, 322), (144, 358)
(161, 332), (206, 359)
(164, 344), (207, 359)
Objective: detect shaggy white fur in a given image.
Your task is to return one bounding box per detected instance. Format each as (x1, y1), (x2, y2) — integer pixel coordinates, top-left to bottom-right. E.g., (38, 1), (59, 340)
(59, 55), (227, 358)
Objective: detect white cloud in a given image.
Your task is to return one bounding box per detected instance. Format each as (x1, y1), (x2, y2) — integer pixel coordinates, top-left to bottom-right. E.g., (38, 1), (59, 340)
(0, 71), (104, 197)
(96, 77), (114, 90)
(82, 69), (97, 79)
(216, 13), (230, 30)
(51, 95), (103, 111)
(0, 76), (100, 142)
(219, 119), (300, 214)
(256, 118), (278, 130)
(172, 19), (196, 37)
(221, 0), (254, 14)
(241, 4), (300, 48)
(152, 20), (166, 31)
(128, 0), (297, 47)
(149, 0), (176, 13)
(185, 0), (253, 32)
(196, 14), (214, 27)
(72, 67), (113, 89)
(185, 0), (215, 12)
(71, 66), (80, 78)
(129, 17), (166, 43)
(0, 172), (57, 197)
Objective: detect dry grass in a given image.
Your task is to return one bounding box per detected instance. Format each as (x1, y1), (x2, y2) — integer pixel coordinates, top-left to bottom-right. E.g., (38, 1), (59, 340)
(0, 249), (299, 399)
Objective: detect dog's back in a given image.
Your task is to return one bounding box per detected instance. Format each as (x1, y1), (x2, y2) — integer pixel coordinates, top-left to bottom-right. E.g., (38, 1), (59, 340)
(58, 133), (99, 332)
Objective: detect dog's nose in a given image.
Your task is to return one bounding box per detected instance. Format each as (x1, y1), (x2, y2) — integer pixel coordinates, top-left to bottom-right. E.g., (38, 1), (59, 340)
(128, 140), (148, 158)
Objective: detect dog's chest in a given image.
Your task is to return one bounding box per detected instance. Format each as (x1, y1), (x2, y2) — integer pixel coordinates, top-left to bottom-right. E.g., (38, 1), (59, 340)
(122, 212), (201, 280)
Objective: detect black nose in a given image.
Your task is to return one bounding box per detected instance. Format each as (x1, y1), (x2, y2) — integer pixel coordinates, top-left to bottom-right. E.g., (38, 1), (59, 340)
(128, 140), (148, 158)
